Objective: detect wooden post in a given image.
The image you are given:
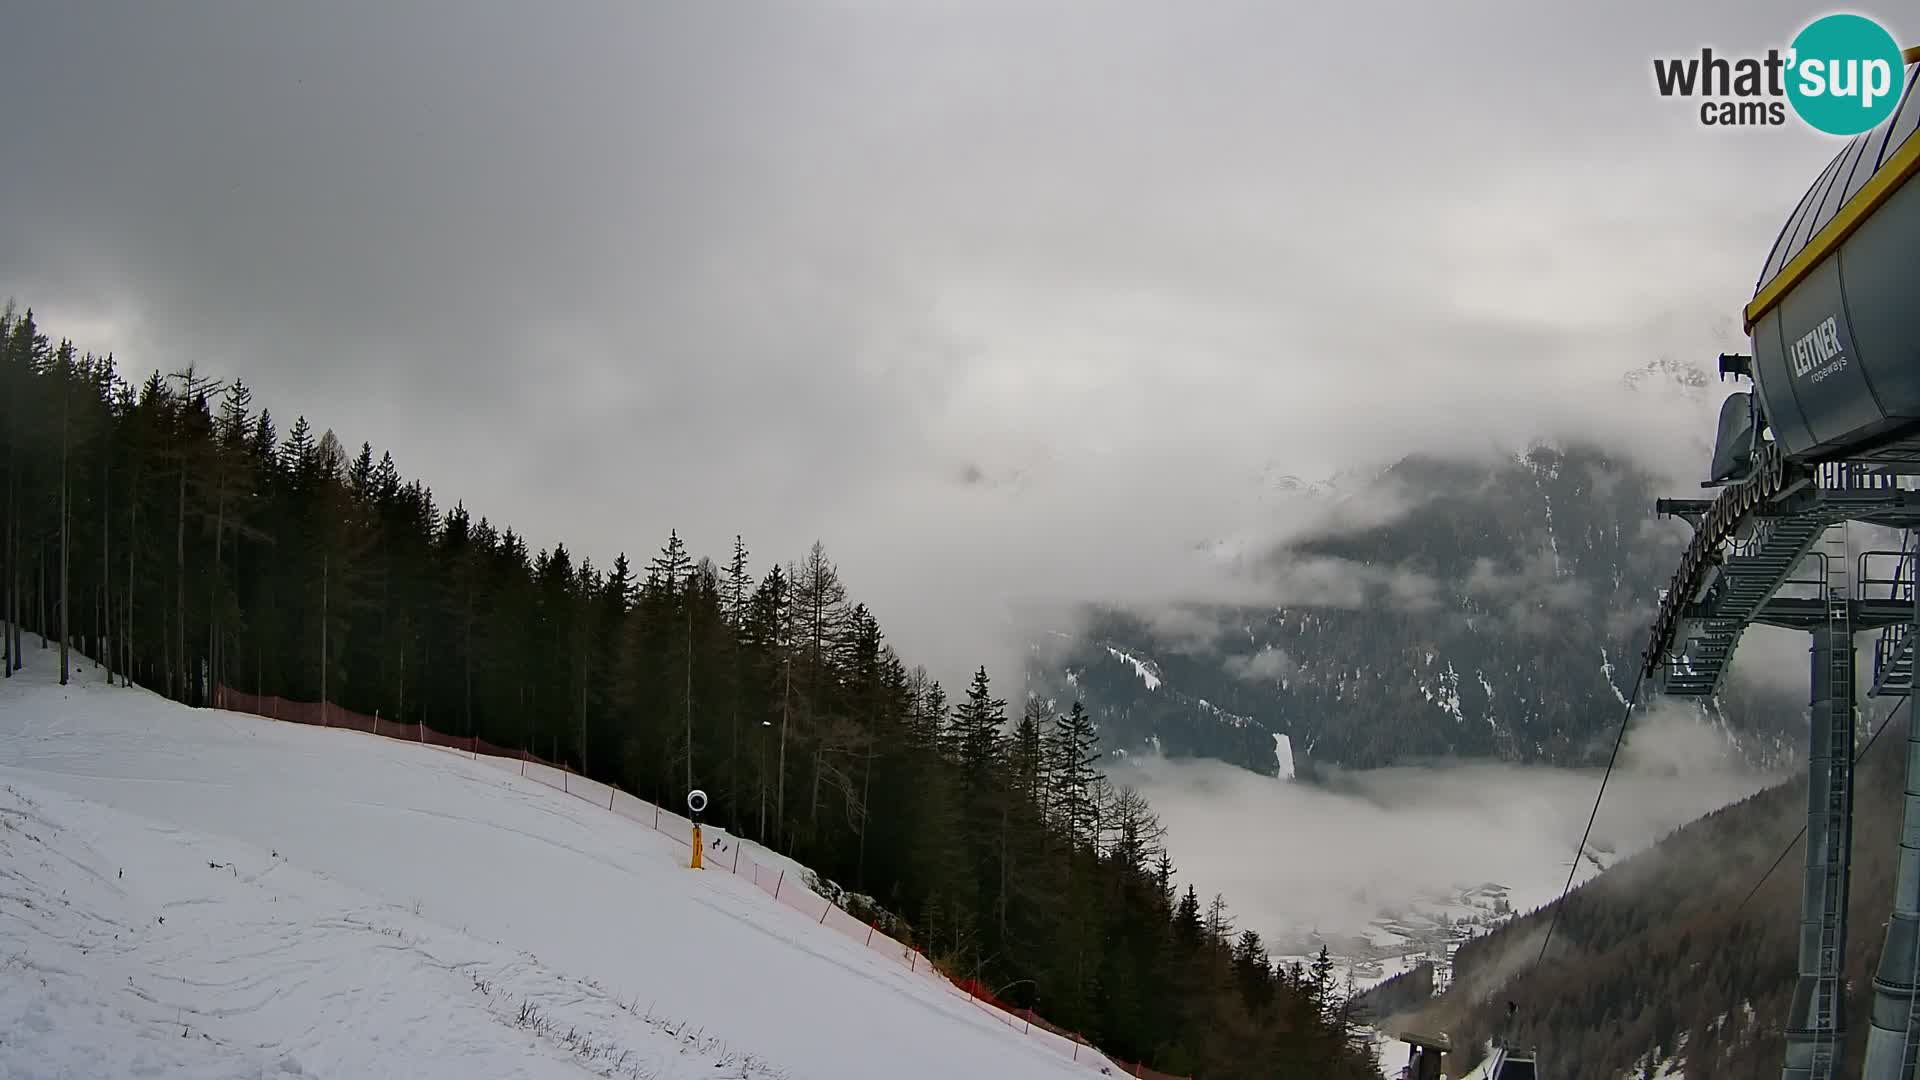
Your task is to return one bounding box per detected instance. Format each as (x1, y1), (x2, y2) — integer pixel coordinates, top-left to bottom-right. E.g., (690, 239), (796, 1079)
(690, 823), (703, 869)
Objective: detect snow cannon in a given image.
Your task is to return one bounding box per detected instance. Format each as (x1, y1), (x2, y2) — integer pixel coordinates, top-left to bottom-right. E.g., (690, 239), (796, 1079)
(1713, 54), (1920, 481)
(687, 789), (708, 869)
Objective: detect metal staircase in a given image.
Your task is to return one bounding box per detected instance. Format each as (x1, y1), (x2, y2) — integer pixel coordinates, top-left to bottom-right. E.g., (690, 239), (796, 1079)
(1872, 530), (1918, 697)
(1658, 510), (1835, 697)
(1659, 465), (1920, 699)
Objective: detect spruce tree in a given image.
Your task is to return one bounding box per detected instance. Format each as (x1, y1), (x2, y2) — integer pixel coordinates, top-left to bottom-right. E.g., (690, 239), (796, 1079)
(1048, 700), (1100, 848)
(1310, 945), (1337, 1020)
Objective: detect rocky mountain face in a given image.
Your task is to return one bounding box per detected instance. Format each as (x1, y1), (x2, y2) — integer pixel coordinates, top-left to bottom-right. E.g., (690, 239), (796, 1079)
(1029, 437), (1805, 774)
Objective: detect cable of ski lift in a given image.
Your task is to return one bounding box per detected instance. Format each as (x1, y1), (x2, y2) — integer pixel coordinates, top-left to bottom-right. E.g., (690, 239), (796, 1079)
(1533, 663), (1647, 969)
(1735, 696), (1908, 914)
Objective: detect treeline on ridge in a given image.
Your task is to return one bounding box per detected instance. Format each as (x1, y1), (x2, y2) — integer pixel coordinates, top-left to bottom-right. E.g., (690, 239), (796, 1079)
(0, 307), (1380, 1079)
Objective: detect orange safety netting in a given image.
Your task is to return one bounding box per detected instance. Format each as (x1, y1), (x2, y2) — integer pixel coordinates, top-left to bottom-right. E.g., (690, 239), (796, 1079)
(210, 686), (1186, 1079)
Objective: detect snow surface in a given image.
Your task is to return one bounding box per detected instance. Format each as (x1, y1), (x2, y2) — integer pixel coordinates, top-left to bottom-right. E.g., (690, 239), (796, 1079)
(1625, 1031), (1689, 1079)
(1370, 1031), (1414, 1079)
(1271, 733), (1295, 780)
(1103, 646), (1161, 691)
(0, 658), (1116, 1079)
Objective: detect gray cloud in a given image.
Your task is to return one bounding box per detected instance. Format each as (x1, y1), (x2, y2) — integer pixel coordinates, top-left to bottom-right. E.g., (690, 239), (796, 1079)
(0, 0), (1886, 688)
(1254, 557), (1450, 613)
(1465, 549), (1601, 637)
(1131, 605), (1236, 657)
(1223, 647), (1297, 685)
(1726, 625), (1818, 696)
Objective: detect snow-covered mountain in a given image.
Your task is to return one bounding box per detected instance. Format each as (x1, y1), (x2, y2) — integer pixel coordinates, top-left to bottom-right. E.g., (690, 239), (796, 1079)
(1620, 354), (1714, 395)
(1031, 365), (1801, 774)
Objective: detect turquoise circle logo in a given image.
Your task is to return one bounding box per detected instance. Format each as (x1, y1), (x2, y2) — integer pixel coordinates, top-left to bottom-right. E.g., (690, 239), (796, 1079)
(1786, 14), (1906, 135)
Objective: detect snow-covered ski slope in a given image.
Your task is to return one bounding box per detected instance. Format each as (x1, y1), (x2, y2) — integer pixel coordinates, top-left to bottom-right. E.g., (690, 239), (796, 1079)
(0, 658), (1116, 1079)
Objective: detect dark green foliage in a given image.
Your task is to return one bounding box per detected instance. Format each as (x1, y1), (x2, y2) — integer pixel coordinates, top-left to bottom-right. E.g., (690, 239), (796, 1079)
(0, 309), (1378, 1079)
(1349, 959), (1433, 1023)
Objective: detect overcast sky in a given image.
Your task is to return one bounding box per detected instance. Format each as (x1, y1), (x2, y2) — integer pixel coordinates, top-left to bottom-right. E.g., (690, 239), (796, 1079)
(1, 1), (1900, 684)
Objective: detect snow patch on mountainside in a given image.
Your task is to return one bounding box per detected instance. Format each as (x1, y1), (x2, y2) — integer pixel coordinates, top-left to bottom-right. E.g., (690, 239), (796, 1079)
(1600, 647), (1632, 707)
(1624, 1034), (1690, 1079)
(1421, 663), (1464, 723)
(1622, 356), (1712, 396)
(1272, 734), (1295, 780)
(1105, 646), (1162, 691)
(1196, 698), (1253, 729)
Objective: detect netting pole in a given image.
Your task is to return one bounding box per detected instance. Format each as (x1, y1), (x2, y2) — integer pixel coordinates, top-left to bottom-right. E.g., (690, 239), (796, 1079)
(608, 787), (615, 812)
(866, 923), (874, 946)
(775, 869), (784, 900)
(654, 805), (660, 830)
(731, 844), (740, 874)
(819, 902), (829, 925)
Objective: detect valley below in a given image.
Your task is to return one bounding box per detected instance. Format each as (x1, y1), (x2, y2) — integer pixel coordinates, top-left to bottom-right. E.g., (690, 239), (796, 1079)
(1112, 713), (1784, 1003)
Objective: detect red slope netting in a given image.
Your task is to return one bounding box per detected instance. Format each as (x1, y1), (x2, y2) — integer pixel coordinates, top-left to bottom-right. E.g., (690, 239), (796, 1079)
(210, 686), (1188, 1080)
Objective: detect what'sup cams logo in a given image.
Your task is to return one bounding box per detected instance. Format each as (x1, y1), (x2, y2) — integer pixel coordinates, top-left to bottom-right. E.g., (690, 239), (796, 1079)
(1654, 13), (1907, 134)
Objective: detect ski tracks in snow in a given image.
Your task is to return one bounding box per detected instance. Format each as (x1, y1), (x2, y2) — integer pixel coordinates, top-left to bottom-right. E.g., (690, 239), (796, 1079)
(0, 782), (790, 1080)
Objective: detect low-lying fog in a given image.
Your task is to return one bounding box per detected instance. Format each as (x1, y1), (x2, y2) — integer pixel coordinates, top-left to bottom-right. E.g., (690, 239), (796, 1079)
(1114, 701), (1784, 949)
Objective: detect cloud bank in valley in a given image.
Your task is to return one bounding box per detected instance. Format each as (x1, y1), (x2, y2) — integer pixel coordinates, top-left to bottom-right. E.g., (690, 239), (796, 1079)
(1112, 701), (1782, 947)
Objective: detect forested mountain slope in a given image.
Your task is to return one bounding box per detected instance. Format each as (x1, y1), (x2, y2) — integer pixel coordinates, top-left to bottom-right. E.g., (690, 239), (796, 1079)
(0, 306), (1378, 1079)
(1036, 438), (1803, 774)
(1402, 702), (1909, 1079)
